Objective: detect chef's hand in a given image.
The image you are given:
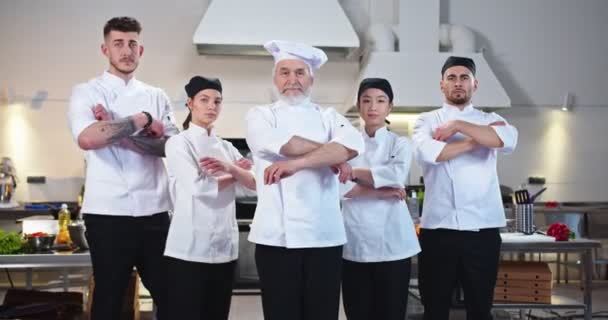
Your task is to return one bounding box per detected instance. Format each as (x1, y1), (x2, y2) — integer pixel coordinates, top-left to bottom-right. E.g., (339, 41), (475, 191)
(433, 120), (461, 141)
(378, 187), (406, 201)
(200, 157), (233, 175)
(330, 162), (353, 183)
(235, 158), (253, 170)
(264, 160), (299, 185)
(93, 104), (111, 121)
(144, 120), (165, 139)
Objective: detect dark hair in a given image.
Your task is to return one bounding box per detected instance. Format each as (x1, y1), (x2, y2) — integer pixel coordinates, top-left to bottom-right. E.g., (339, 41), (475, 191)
(103, 17), (142, 37)
(183, 111), (192, 130)
(182, 76), (223, 130)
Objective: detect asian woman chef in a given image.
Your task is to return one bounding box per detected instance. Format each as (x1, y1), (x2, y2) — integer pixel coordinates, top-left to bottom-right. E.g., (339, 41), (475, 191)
(340, 78), (421, 320)
(164, 76), (256, 320)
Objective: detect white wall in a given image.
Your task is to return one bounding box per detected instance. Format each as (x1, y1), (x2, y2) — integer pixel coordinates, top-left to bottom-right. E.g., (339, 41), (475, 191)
(497, 106), (608, 201)
(0, 0), (359, 201)
(443, 0), (608, 107)
(0, 0), (606, 202)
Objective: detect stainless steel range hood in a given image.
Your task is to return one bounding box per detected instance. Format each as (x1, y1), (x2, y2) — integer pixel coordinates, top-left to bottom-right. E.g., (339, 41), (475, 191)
(359, 51), (511, 110)
(193, 0), (359, 57)
(352, 0), (510, 110)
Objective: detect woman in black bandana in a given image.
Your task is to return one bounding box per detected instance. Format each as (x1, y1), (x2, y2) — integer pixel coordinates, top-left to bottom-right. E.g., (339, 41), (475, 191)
(340, 78), (421, 320)
(164, 76), (256, 320)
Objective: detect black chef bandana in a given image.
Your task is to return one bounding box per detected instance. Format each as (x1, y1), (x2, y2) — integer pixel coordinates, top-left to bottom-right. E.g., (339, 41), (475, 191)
(441, 56), (476, 77)
(185, 76), (222, 98)
(183, 76), (223, 130)
(357, 78), (394, 103)
(357, 78), (393, 125)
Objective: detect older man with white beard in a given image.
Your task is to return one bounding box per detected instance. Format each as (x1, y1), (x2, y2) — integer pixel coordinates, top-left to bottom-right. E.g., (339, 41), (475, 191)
(245, 40), (364, 320)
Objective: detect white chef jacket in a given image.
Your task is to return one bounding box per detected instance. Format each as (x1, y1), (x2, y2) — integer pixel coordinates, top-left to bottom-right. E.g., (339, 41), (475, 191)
(164, 123), (251, 263)
(412, 103), (518, 230)
(341, 127), (421, 262)
(67, 71), (179, 216)
(246, 98), (365, 248)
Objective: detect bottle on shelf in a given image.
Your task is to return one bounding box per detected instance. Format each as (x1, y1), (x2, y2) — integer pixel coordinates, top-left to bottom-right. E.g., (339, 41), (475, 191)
(56, 203), (72, 244)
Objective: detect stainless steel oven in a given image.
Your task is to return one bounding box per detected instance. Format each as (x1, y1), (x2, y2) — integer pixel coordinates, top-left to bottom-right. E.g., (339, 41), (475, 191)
(234, 197), (260, 294)
(226, 139), (261, 294)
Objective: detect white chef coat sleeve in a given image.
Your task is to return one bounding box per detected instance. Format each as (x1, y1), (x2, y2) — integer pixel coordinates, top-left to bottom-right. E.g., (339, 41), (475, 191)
(326, 108), (364, 155)
(412, 112), (447, 165)
(246, 106), (294, 158)
(488, 113), (518, 154)
(66, 84), (96, 143)
(225, 141), (257, 198)
(370, 137), (411, 188)
(158, 90), (180, 137)
(165, 136), (219, 199)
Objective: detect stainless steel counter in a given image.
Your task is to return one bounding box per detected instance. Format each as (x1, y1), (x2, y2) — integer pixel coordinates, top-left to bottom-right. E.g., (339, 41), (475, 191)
(0, 251), (91, 291)
(499, 234), (601, 320)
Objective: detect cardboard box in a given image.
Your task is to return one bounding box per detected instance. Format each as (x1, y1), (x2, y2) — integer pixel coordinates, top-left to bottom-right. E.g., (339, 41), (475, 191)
(494, 294), (551, 304)
(494, 261), (553, 304)
(495, 279), (552, 289)
(494, 286), (551, 297)
(497, 261), (552, 281)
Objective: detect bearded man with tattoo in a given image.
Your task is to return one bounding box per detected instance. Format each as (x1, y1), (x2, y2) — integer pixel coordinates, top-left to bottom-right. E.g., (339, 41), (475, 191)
(67, 17), (178, 320)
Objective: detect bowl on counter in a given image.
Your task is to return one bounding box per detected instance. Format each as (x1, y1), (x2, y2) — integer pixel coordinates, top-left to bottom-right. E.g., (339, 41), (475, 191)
(26, 234), (56, 252)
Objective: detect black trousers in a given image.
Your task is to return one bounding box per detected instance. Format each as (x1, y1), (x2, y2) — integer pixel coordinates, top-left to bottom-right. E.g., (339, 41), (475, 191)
(342, 258), (412, 320)
(84, 212), (170, 320)
(166, 256), (236, 320)
(418, 228), (502, 320)
(255, 244), (343, 320)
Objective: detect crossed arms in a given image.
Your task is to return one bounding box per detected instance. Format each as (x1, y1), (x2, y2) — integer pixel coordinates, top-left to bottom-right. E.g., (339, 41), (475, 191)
(77, 104), (169, 157)
(413, 116), (518, 164)
(264, 136), (358, 185)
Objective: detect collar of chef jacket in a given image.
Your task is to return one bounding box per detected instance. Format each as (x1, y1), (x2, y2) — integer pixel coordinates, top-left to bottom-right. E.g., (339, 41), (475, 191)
(187, 121), (216, 137)
(101, 70), (138, 90)
(441, 102), (475, 116)
(362, 126), (389, 142)
(270, 96), (314, 111)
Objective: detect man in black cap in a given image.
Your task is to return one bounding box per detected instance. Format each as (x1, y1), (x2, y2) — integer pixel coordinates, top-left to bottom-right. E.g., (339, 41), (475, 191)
(412, 56), (519, 320)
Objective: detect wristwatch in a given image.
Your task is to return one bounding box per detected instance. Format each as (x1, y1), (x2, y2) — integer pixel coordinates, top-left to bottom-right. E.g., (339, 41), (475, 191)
(141, 111), (153, 129)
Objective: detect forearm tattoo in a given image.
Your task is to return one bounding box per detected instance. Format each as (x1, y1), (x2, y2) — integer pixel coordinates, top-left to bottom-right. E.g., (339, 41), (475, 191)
(126, 135), (168, 157)
(98, 116), (137, 144)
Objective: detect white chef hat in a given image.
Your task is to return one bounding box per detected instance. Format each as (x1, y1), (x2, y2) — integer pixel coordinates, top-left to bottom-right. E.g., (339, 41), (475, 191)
(264, 40), (328, 70)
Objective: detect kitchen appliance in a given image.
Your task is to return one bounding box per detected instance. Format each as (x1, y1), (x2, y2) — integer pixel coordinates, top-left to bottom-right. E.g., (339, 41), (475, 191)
(223, 139), (260, 291)
(0, 157), (17, 206)
(192, 0), (358, 57)
(353, 0), (510, 111)
(234, 197), (259, 293)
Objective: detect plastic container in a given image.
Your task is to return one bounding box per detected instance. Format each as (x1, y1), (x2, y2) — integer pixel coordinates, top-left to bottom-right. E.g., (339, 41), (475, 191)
(56, 203), (72, 244)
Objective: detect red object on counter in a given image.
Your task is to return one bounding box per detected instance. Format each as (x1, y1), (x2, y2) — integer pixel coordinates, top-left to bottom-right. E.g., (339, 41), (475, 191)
(547, 223), (570, 241)
(545, 201), (559, 208)
(27, 232), (49, 238)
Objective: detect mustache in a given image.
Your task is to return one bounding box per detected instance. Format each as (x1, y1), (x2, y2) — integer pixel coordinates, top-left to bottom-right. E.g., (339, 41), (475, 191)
(282, 86), (303, 93)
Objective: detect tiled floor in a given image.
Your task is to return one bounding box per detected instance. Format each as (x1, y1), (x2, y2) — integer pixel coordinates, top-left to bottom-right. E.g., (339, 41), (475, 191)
(138, 281), (608, 319)
(1, 274), (607, 319)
